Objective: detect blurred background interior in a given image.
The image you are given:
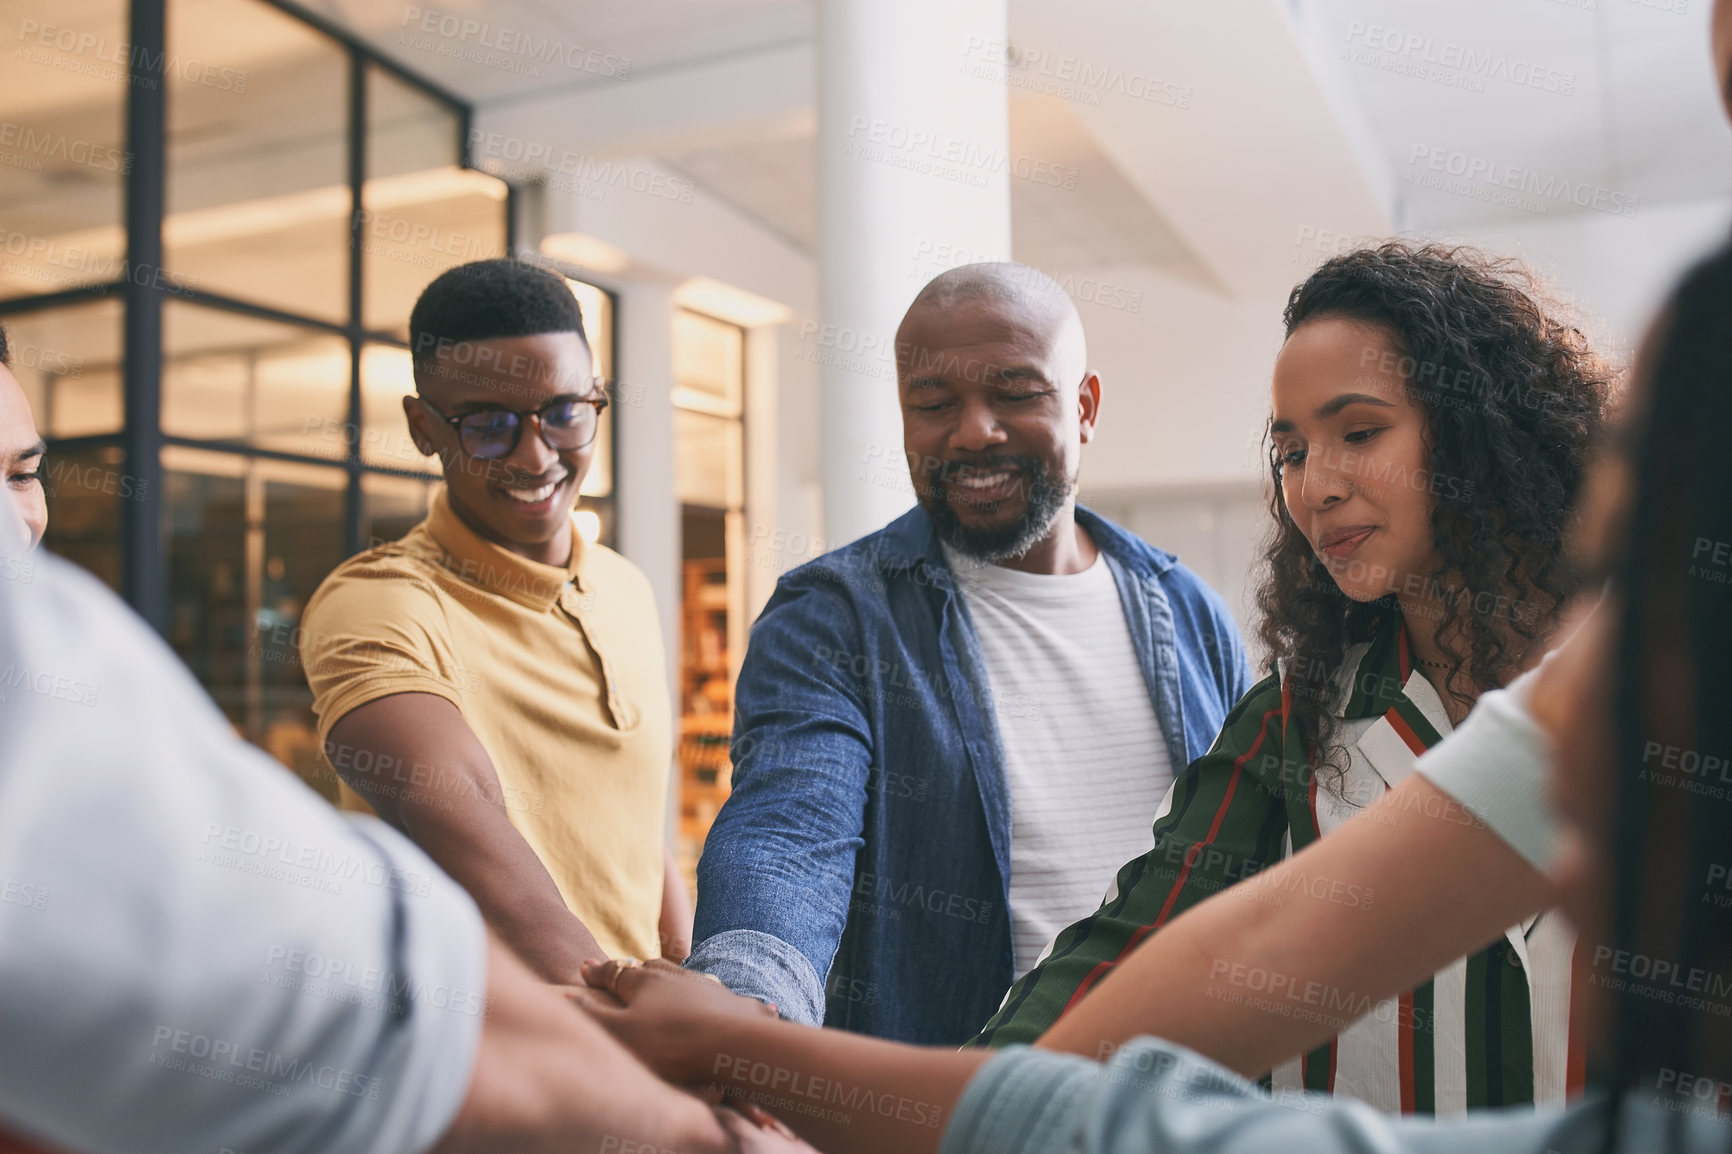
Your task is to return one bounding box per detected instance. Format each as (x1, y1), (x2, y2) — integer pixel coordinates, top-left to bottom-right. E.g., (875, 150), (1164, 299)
(3, 0), (1727, 887)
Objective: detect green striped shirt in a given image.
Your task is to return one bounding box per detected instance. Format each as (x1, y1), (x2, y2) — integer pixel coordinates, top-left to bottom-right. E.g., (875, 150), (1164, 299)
(969, 615), (1574, 1116)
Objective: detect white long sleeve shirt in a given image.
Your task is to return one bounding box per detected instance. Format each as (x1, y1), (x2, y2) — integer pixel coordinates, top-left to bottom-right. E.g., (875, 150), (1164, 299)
(0, 504), (486, 1154)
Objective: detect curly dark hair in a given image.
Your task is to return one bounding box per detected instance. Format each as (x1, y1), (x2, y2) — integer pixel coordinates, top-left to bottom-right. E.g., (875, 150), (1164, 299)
(1258, 242), (1611, 788)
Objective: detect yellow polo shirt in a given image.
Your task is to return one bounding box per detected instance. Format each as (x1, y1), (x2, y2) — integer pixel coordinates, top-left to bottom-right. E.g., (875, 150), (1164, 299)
(299, 489), (671, 960)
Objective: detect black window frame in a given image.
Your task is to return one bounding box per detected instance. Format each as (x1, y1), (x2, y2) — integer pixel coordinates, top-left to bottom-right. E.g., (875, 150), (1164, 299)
(0, 0), (629, 633)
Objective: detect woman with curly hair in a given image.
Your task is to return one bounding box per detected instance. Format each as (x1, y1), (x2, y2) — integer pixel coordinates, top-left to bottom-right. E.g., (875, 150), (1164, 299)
(957, 241), (1611, 1115)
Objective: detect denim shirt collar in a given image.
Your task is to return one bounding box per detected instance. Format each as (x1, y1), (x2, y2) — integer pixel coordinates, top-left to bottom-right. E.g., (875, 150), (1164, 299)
(870, 503), (1179, 585)
(874, 503), (1192, 885)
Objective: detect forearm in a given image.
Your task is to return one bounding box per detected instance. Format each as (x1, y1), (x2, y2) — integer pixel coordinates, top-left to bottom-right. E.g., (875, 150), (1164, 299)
(436, 938), (732, 1154)
(662, 851), (695, 962)
(702, 1015), (990, 1154)
(1039, 774), (1552, 1075)
(328, 699), (608, 981)
(400, 799), (607, 981)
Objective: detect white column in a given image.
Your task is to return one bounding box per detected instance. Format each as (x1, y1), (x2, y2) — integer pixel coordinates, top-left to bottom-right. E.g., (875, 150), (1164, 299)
(817, 0), (1012, 547)
(612, 279), (681, 713)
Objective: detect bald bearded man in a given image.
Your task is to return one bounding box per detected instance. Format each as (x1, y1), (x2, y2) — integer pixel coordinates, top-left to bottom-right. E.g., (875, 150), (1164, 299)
(0, 324), (47, 551)
(687, 263), (1250, 1044)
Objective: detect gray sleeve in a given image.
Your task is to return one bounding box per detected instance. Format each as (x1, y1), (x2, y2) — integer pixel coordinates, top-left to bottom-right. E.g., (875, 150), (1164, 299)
(1413, 663), (1562, 871)
(0, 525), (487, 1154)
(940, 1038), (1590, 1154)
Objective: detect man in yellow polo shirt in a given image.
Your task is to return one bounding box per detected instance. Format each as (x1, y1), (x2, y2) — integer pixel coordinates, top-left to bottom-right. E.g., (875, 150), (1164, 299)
(299, 259), (688, 980)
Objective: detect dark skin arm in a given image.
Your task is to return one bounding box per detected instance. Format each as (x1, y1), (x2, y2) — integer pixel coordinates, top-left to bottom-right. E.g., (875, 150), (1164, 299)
(572, 961), (990, 1154)
(661, 850), (695, 962)
(327, 692), (606, 983)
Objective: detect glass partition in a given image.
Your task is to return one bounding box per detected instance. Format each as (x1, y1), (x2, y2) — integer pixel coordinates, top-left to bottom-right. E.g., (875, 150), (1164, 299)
(0, 0), (128, 300)
(165, 446), (347, 799)
(165, 0), (349, 321)
(363, 67), (507, 338)
(4, 300), (124, 438)
(162, 301), (350, 459)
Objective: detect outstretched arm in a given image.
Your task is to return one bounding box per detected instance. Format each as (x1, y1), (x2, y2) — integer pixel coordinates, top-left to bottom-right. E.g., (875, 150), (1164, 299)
(1038, 771), (1550, 1072)
(329, 693), (608, 983)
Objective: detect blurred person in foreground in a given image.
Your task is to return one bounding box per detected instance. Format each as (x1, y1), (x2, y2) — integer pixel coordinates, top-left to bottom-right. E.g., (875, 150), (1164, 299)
(688, 262), (1251, 1044)
(0, 496), (810, 1152)
(0, 322), (47, 550)
(577, 229), (1732, 1153)
(299, 259), (690, 983)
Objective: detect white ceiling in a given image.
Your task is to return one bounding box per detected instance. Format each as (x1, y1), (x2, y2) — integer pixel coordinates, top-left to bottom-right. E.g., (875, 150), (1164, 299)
(1292, 0), (1732, 228)
(305, 0), (813, 103)
(302, 0), (1732, 288)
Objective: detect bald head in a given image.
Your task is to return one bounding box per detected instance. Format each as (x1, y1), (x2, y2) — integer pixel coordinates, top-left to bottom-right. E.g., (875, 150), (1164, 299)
(901, 262), (1087, 386)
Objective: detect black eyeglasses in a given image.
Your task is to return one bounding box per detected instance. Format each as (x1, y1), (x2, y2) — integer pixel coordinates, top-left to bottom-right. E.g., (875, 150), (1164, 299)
(419, 388), (609, 460)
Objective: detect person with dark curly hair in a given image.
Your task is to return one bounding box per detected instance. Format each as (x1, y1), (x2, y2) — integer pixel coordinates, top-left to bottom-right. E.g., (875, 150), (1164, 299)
(957, 242), (1611, 1116)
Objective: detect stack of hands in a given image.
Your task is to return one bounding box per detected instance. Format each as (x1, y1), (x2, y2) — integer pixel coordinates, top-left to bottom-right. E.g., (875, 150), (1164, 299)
(566, 960), (813, 1153)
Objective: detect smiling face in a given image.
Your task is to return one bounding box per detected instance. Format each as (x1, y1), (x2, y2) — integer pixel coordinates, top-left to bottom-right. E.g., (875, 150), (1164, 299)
(1270, 316), (1442, 603)
(405, 330), (598, 567)
(0, 363), (46, 550)
(896, 290), (1098, 564)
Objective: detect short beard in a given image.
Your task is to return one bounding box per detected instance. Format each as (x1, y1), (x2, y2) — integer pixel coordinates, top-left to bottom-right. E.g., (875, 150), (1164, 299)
(922, 454), (1073, 565)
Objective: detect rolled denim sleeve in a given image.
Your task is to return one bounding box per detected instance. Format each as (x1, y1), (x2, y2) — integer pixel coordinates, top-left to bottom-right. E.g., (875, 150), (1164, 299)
(941, 1038), (1584, 1154)
(688, 575), (875, 1025)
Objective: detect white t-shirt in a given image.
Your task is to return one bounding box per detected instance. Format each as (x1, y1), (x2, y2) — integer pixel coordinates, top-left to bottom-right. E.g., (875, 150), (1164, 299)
(947, 546), (1173, 978)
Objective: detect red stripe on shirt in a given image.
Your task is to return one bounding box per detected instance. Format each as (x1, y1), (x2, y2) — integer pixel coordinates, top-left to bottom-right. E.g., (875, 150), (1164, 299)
(1058, 703), (1284, 1016)
(1386, 708), (1429, 757)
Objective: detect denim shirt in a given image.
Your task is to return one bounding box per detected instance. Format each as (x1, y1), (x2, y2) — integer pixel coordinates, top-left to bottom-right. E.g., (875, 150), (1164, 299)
(687, 505), (1251, 1044)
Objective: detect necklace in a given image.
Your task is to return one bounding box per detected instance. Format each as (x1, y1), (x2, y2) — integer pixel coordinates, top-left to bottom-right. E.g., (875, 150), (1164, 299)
(1416, 657), (1451, 670)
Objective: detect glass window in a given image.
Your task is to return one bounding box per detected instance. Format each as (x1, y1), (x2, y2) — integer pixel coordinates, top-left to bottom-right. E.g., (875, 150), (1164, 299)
(166, 0), (349, 322)
(673, 309), (744, 416)
(162, 301), (349, 459)
(674, 408), (742, 509)
(0, 0), (127, 300)
(40, 444), (127, 592)
(363, 67), (508, 338)
(165, 446), (347, 800)
(672, 310), (747, 889)
(360, 344), (439, 474)
(3, 299), (124, 437)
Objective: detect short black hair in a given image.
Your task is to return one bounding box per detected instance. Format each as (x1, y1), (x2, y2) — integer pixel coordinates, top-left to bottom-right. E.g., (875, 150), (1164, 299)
(0, 319), (10, 367)
(408, 259), (588, 369)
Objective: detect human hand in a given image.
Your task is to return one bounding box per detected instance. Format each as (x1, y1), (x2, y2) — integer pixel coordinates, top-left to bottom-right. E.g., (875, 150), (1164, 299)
(566, 958), (779, 1086)
(717, 1103), (821, 1153)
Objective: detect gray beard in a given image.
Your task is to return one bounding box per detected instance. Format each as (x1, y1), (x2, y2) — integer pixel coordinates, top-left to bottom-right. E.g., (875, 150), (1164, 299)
(924, 456), (1074, 564)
